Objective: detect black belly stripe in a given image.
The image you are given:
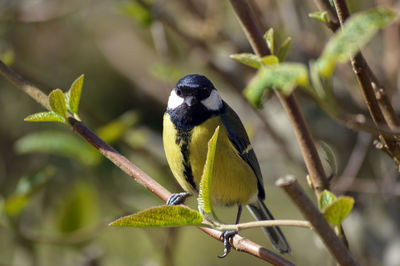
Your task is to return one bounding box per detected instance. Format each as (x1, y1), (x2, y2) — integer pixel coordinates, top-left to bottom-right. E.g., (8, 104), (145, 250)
(176, 129), (197, 191)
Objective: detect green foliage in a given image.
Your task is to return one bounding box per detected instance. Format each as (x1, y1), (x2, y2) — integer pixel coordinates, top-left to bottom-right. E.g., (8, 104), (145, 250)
(25, 111), (66, 123)
(319, 141), (337, 176)
(65, 74), (84, 115)
(121, 2), (152, 27)
(198, 126), (220, 216)
(96, 111), (139, 143)
(49, 89), (68, 120)
(0, 49), (15, 66)
(308, 11), (328, 24)
(4, 166), (54, 217)
(323, 197), (354, 226)
(109, 205), (204, 227)
(56, 182), (99, 234)
(14, 131), (101, 166)
(264, 28), (274, 54)
(244, 63), (309, 107)
(316, 7), (396, 77)
(150, 62), (186, 83)
(319, 190), (354, 226)
(230, 53), (263, 69)
(276, 37), (292, 62)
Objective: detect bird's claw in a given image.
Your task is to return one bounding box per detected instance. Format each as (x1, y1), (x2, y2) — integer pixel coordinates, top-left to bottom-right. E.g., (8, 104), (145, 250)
(166, 192), (191, 205)
(218, 230), (237, 258)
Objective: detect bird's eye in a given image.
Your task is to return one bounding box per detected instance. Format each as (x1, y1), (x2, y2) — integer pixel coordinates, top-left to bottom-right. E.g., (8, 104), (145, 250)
(176, 89), (182, 96)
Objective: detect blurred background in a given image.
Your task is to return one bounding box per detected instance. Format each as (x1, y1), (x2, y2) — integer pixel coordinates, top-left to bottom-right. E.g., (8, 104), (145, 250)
(0, 0), (400, 265)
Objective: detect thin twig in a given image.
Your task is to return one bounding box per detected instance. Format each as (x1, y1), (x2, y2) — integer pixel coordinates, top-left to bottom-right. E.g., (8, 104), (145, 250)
(0, 60), (294, 265)
(229, 0), (329, 195)
(276, 176), (359, 266)
(223, 219), (312, 231)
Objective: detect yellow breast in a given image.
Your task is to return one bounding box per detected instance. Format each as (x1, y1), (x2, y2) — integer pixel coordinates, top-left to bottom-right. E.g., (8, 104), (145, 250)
(163, 113), (257, 206)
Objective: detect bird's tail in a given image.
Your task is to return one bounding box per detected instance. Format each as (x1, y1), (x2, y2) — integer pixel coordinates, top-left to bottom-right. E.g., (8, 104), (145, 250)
(247, 198), (291, 253)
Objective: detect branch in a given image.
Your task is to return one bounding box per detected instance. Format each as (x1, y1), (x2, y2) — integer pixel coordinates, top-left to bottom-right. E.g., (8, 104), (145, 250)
(220, 219), (312, 231)
(276, 176), (359, 266)
(0, 60), (294, 265)
(229, 0), (329, 195)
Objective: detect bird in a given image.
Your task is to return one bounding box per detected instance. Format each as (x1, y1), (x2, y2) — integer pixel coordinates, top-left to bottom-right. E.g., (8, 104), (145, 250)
(162, 74), (290, 256)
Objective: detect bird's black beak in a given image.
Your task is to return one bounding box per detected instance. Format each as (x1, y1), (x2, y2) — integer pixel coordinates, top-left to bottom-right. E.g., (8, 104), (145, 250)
(185, 96), (197, 107)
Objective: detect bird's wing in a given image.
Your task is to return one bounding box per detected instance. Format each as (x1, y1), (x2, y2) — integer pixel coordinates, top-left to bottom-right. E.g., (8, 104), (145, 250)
(220, 102), (265, 200)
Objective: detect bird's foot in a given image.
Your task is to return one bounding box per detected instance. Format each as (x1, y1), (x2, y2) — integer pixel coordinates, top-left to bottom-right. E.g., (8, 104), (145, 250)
(218, 230), (238, 258)
(166, 192), (191, 205)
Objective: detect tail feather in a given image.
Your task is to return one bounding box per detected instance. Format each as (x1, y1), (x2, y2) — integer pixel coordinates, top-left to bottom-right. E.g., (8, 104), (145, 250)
(247, 199), (291, 254)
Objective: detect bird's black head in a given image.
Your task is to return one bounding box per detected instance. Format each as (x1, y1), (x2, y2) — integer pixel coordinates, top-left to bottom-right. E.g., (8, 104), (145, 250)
(167, 74), (224, 130)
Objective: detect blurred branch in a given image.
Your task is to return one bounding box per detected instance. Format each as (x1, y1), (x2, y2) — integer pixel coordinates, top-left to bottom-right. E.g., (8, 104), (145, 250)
(276, 176), (359, 266)
(0, 59), (294, 265)
(329, 0), (400, 167)
(312, 0), (340, 31)
(229, 0), (329, 195)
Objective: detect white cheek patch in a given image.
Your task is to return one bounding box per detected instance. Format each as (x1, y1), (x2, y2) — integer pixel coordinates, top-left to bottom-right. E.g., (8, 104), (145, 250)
(201, 90), (223, 111)
(167, 90), (184, 109)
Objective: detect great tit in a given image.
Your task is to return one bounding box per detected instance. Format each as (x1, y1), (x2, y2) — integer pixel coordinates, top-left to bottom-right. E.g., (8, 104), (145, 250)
(163, 74), (290, 255)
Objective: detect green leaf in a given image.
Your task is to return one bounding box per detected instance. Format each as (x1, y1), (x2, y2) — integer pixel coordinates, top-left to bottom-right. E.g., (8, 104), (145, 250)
(109, 205), (203, 227)
(120, 2), (152, 26)
(323, 196), (354, 226)
(319, 190), (337, 210)
(56, 182), (99, 234)
(49, 89), (68, 119)
(309, 11), (328, 24)
(319, 141), (337, 177)
(5, 166), (54, 217)
(264, 28), (274, 54)
(244, 63), (309, 107)
(317, 7), (396, 77)
(261, 55), (279, 65)
(96, 111), (139, 143)
(67, 74), (84, 114)
(198, 126), (220, 215)
(277, 37), (292, 62)
(24, 111), (66, 124)
(14, 131), (101, 166)
(230, 53), (261, 69)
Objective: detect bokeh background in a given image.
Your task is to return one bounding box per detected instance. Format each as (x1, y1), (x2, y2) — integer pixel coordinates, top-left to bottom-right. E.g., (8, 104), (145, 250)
(1, 0), (400, 265)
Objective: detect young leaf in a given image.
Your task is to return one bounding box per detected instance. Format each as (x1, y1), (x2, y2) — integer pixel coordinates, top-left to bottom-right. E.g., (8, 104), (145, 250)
(49, 89), (68, 119)
(317, 7), (396, 77)
(261, 55), (279, 65)
(319, 190), (337, 210)
(96, 111), (139, 143)
(109, 205), (203, 227)
(276, 37), (292, 62)
(67, 74), (84, 114)
(264, 28), (274, 54)
(230, 53), (261, 69)
(309, 11), (328, 24)
(323, 196), (354, 226)
(319, 141), (337, 177)
(24, 111), (66, 124)
(198, 126), (220, 215)
(244, 63), (309, 107)
(14, 131), (101, 166)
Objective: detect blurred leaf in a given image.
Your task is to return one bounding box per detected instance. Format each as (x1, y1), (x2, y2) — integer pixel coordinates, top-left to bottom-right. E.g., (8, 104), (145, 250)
(0, 49), (15, 66)
(316, 7), (396, 77)
(109, 205), (203, 227)
(66, 74), (84, 115)
(15, 131), (101, 166)
(230, 53), (261, 69)
(96, 111), (139, 143)
(5, 166), (54, 217)
(49, 89), (68, 119)
(264, 28), (274, 54)
(24, 111), (66, 124)
(309, 11), (328, 24)
(57, 182), (99, 234)
(319, 141), (337, 176)
(244, 63), (309, 107)
(150, 62), (185, 83)
(323, 196), (354, 226)
(319, 190), (337, 210)
(277, 37), (292, 62)
(261, 55), (279, 65)
(121, 2), (152, 27)
(198, 126), (220, 215)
